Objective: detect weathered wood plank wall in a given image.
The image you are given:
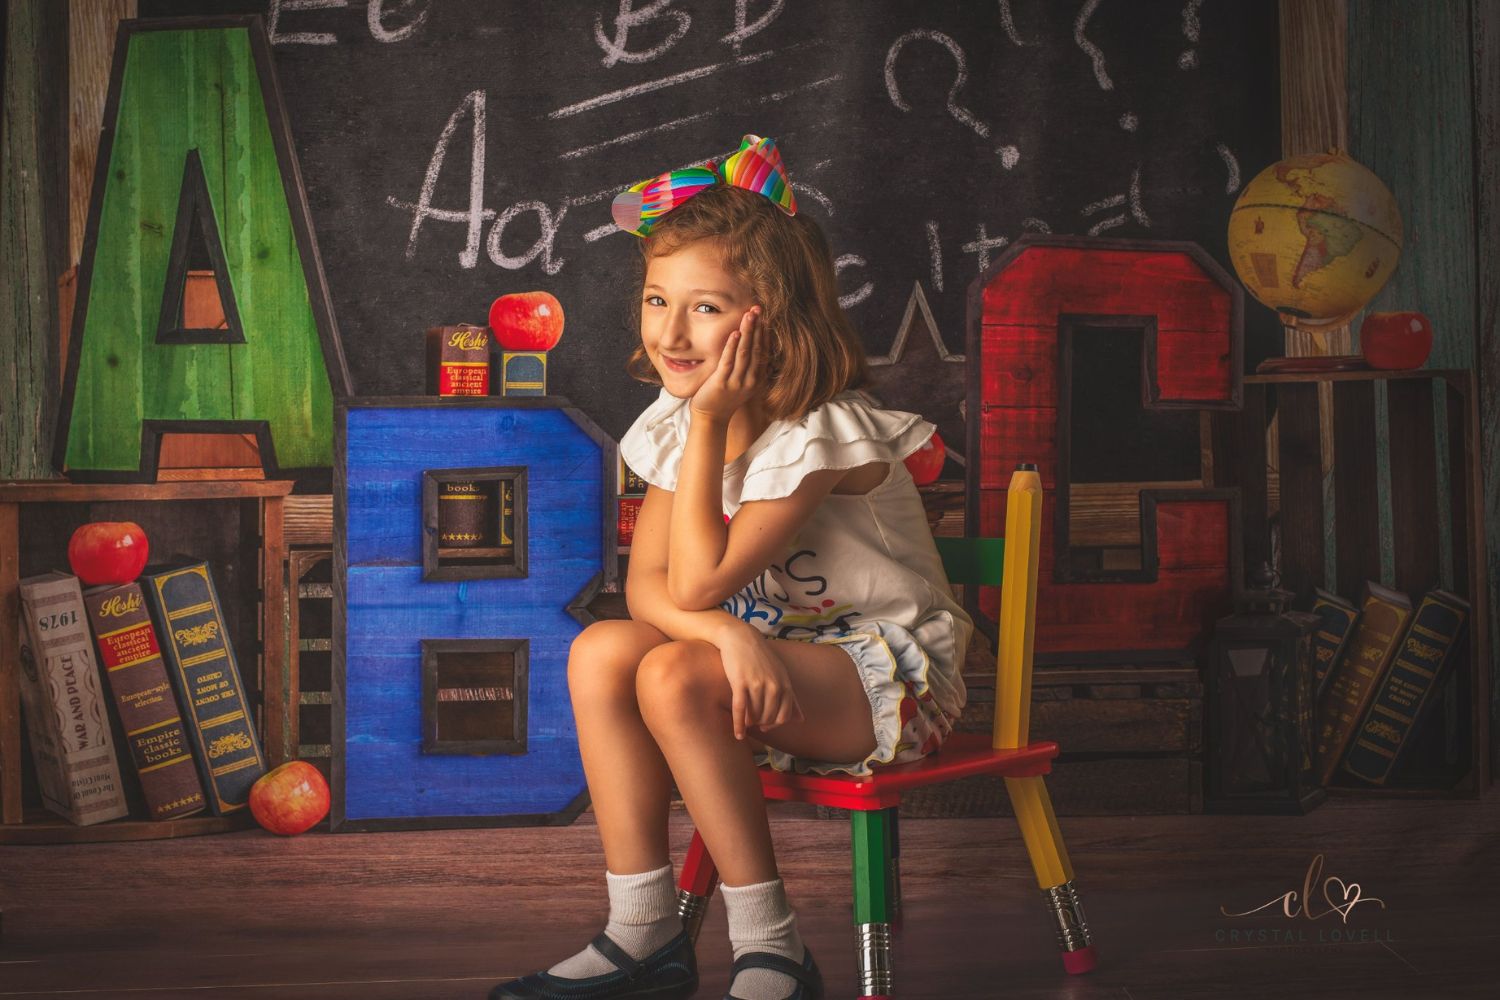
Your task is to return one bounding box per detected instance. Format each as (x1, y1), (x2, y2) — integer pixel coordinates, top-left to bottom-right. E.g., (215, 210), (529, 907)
(1, 0), (68, 480)
(1348, 0), (1493, 778)
(1471, 0), (1499, 778)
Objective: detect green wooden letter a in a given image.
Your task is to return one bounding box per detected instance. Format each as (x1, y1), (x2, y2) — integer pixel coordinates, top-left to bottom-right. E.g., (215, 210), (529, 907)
(57, 19), (349, 482)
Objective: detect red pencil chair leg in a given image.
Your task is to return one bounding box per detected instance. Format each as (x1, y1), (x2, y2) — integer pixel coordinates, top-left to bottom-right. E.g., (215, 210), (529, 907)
(676, 829), (719, 944)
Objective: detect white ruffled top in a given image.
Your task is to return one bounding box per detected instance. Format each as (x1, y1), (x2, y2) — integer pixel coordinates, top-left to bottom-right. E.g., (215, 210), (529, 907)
(619, 388), (972, 767)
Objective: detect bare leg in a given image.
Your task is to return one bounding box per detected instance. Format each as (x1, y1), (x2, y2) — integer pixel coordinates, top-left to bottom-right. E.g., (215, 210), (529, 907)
(635, 636), (876, 886)
(567, 619), (675, 874)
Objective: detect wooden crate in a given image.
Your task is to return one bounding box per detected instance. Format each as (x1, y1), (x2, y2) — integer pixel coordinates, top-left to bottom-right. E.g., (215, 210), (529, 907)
(893, 647), (1203, 818)
(1211, 370), (1490, 795)
(0, 480), (288, 843)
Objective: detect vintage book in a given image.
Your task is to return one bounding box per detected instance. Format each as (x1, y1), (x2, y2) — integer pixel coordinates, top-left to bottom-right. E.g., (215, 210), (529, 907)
(16, 572), (129, 825)
(499, 351), (547, 395)
(1314, 581), (1412, 784)
(142, 561), (267, 815)
(425, 323), (491, 396)
(1340, 590), (1469, 786)
(1308, 588), (1360, 700)
(438, 479), (492, 548)
(619, 456), (648, 498)
(618, 496), (643, 547)
(83, 582), (207, 819)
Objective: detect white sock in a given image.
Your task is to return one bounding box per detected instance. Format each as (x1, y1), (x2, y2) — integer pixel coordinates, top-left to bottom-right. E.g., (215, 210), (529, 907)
(722, 878), (806, 999)
(547, 864), (682, 978)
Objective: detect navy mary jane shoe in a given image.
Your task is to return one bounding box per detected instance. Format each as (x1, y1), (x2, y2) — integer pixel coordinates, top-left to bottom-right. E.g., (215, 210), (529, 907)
(723, 947), (823, 1000)
(488, 929), (698, 1000)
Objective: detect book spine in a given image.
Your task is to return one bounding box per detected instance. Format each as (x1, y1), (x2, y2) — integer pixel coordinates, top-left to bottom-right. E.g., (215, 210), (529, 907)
(1340, 591), (1469, 785)
(1314, 590), (1412, 785)
(144, 563), (267, 815)
(17, 574), (129, 825)
(15, 641), (72, 818)
(84, 582), (208, 820)
(1308, 593), (1359, 700)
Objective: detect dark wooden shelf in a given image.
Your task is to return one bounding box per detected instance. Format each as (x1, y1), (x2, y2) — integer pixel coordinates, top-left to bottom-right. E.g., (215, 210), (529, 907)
(437, 545), (514, 559)
(1244, 367), (1467, 385)
(0, 479), (293, 501)
(0, 808), (252, 845)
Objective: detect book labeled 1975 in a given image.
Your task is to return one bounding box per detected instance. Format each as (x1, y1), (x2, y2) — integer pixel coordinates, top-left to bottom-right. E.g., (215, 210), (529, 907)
(1314, 581), (1412, 785)
(16, 572), (129, 825)
(1341, 590), (1469, 786)
(83, 581), (207, 819)
(143, 561), (266, 815)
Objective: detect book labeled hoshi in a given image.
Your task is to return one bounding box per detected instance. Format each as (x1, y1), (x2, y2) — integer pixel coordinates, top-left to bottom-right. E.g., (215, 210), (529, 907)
(1314, 581), (1412, 784)
(83, 581), (207, 820)
(1308, 588), (1360, 701)
(425, 323), (491, 396)
(1340, 590), (1470, 786)
(143, 562), (266, 815)
(16, 572), (129, 825)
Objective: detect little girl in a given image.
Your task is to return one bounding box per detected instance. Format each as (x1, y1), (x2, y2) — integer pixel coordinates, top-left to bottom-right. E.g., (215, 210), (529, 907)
(490, 136), (972, 1000)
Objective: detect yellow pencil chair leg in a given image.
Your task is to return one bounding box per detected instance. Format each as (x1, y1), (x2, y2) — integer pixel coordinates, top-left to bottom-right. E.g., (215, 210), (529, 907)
(1005, 775), (1097, 974)
(994, 465), (1096, 974)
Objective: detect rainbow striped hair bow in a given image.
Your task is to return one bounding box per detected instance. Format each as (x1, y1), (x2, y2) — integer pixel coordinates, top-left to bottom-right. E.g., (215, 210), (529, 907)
(611, 134), (798, 237)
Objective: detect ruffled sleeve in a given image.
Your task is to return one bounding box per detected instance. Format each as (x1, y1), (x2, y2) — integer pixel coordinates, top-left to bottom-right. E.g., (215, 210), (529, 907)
(618, 388), (691, 491)
(732, 391), (934, 503)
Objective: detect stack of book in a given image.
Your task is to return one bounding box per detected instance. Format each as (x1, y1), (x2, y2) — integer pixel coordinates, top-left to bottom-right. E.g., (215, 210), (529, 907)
(618, 457), (647, 547)
(1310, 582), (1470, 787)
(17, 559), (267, 825)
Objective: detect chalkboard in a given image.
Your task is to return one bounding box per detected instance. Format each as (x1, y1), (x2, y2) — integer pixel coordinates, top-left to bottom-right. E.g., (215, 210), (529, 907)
(137, 0), (1280, 447)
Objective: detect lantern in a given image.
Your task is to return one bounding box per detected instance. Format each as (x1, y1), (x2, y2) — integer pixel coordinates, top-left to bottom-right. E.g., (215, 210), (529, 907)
(1206, 564), (1326, 814)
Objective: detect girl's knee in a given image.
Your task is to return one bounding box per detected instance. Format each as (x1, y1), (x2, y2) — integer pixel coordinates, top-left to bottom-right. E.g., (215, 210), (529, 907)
(635, 641), (724, 720)
(567, 620), (664, 702)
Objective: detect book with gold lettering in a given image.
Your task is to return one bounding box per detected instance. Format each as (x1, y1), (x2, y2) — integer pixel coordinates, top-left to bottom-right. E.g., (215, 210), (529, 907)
(83, 581), (207, 819)
(1308, 587), (1360, 701)
(1340, 590), (1469, 786)
(1313, 581), (1412, 785)
(142, 561), (266, 815)
(17, 572), (129, 825)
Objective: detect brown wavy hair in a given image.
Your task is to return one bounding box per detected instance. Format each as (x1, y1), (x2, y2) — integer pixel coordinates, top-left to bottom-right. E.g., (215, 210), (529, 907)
(625, 185), (869, 422)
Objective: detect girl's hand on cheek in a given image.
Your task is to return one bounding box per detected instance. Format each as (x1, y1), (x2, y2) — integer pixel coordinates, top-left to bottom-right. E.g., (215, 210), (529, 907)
(690, 306), (763, 422)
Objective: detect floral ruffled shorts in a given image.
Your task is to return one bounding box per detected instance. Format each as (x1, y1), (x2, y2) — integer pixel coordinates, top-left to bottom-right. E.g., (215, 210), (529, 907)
(756, 620), (961, 777)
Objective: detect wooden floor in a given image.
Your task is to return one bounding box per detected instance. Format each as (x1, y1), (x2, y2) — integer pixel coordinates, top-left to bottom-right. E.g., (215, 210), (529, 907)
(1, 792), (1496, 999)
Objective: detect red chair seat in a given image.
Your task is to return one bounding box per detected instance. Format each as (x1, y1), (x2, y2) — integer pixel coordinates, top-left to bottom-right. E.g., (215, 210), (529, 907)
(758, 732), (1059, 811)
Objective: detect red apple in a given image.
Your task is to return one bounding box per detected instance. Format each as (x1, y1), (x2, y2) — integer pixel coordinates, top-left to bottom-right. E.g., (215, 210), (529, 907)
(249, 760), (330, 836)
(1359, 311), (1433, 370)
(904, 430), (947, 486)
(489, 291), (565, 351)
(67, 521), (149, 585)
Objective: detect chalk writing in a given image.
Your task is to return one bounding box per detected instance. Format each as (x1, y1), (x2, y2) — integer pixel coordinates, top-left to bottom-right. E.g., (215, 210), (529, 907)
(595, 0), (691, 67)
(885, 29), (991, 139)
(1074, 0), (1113, 90)
(1178, 0), (1205, 70)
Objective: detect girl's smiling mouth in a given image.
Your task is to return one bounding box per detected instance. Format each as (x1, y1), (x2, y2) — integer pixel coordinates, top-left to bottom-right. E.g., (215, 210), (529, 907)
(662, 356), (703, 372)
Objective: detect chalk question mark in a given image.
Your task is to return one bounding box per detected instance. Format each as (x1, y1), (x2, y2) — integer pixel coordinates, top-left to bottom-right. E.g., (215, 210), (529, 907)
(885, 29), (1020, 169)
(1179, 0), (1204, 69)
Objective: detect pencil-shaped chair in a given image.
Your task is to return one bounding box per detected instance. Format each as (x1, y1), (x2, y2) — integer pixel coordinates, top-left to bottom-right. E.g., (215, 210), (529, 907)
(676, 464), (1096, 997)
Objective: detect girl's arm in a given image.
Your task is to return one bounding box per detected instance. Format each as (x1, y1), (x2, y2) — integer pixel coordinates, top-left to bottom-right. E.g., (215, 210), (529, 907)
(665, 309), (849, 610)
(627, 483), (804, 737)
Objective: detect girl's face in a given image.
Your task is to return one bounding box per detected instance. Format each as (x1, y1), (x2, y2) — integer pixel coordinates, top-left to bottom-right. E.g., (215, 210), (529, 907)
(640, 240), (757, 399)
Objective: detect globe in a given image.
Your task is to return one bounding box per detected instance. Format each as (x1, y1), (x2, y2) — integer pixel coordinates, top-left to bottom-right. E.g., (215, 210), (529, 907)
(1227, 150), (1403, 330)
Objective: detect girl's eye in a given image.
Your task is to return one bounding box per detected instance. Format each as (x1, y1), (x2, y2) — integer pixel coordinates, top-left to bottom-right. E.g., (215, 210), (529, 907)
(693, 303), (721, 314)
(644, 295), (665, 307)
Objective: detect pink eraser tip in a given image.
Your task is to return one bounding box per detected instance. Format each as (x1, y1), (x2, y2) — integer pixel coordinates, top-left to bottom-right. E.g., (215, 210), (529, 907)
(1062, 943), (1098, 975)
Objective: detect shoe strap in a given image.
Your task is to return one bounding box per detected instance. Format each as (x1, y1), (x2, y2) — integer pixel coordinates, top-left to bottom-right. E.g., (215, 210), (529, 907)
(729, 949), (817, 987)
(588, 932), (643, 980)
